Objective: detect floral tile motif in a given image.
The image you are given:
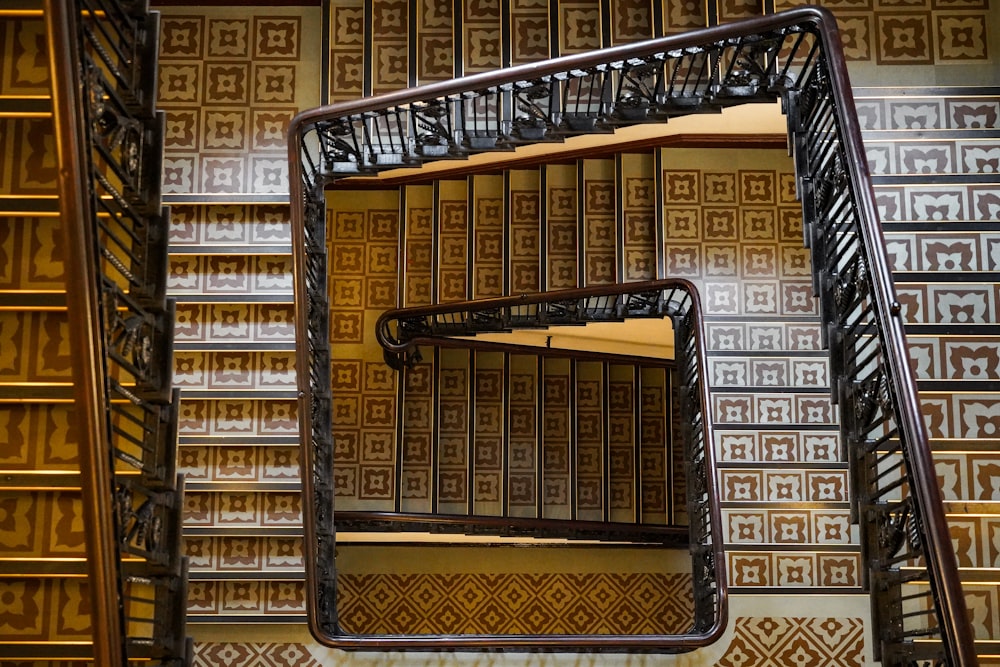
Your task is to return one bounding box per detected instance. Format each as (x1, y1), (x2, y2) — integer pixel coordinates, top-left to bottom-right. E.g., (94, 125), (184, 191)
(718, 616), (865, 665)
(159, 9), (313, 193)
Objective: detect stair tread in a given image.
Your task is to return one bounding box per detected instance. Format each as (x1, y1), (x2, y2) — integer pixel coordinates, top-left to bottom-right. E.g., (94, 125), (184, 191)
(0, 292), (67, 309)
(0, 96), (51, 116)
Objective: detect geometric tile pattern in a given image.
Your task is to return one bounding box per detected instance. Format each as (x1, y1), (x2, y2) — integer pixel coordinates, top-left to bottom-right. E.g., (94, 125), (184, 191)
(575, 363), (605, 519)
(177, 399), (298, 438)
(167, 255), (294, 297)
(338, 571), (694, 635)
(542, 358), (572, 518)
(608, 366), (638, 522)
(0, 17), (50, 97)
(417, 0), (454, 82)
(0, 311), (72, 383)
(622, 153), (657, 282)
(511, 0), (549, 65)
(661, 148), (857, 591)
(173, 352), (296, 391)
(473, 352), (505, 514)
(194, 642), (323, 667)
(472, 175), (504, 298)
(328, 0), (364, 101)
(558, 0), (601, 56)
(185, 536), (303, 572)
(174, 303), (295, 344)
(183, 491), (301, 527)
(0, 217), (65, 292)
(328, 191), (401, 509)
(371, 0), (409, 95)
(179, 446), (299, 483)
(508, 354), (540, 514)
(0, 580), (91, 642)
(463, 0), (501, 74)
(775, 0), (990, 64)
(718, 616), (865, 666)
(582, 161), (617, 285)
(158, 8), (317, 193)
(0, 491), (85, 557)
(169, 204), (292, 246)
(509, 170), (541, 293)
(0, 405), (78, 470)
(187, 580), (305, 616)
(545, 164), (578, 289)
(640, 367), (670, 522)
(437, 349), (471, 512)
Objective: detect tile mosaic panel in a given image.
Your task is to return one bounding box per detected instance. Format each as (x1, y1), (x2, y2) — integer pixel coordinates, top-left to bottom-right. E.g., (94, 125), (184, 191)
(328, 0), (365, 101)
(187, 580), (306, 616)
(621, 153), (657, 282)
(856, 94), (1000, 131)
(0, 118), (57, 195)
(167, 255), (293, 297)
(545, 163), (579, 289)
(663, 0), (707, 33)
(718, 616), (865, 665)
(417, 0), (454, 82)
(920, 392), (1000, 440)
(934, 452), (1000, 501)
(558, 0), (602, 54)
(328, 191), (401, 509)
(727, 551), (862, 588)
(774, 1), (990, 64)
(472, 175), (504, 298)
(185, 536), (304, 572)
(0, 491), (85, 557)
(337, 571), (694, 635)
(437, 180), (469, 302)
(177, 399), (298, 439)
(463, 0), (501, 74)
(575, 362), (605, 520)
(608, 364), (637, 522)
(542, 358), (572, 518)
(883, 231), (1000, 273)
(400, 360), (434, 510)
(640, 367), (669, 522)
(159, 8), (318, 194)
(0, 311), (71, 383)
(183, 491), (302, 528)
(174, 303), (295, 344)
(403, 185), (434, 306)
(0, 218), (65, 291)
(0, 580), (91, 642)
(473, 352), (505, 514)
(660, 147), (853, 591)
(508, 354), (540, 516)
(582, 160), (617, 285)
(508, 170), (541, 293)
(179, 446), (300, 483)
(173, 351), (296, 392)
(371, 0), (410, 94)
(908, 335), (1000, 380)
(609, 0), (654, 44)
(194, 642), (323, 666)
(0, 16), (50, 96)
(510, 0), (549, 65)
(437, 348), (471, 512)
(895, 282), (1000, 326)
(670, 370), (689, 525)
(169, 204), (292, 246)
(0, 404), (79, 470)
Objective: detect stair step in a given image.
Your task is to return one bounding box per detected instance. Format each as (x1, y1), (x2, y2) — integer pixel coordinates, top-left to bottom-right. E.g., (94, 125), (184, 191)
(0, 96), (50, 116)
(0, 558), (88, 577)
(0, 471), (79, 489)
(874, 183), (1000, 223)
(854, 88), (1000, 132)
(0, 490), (86, 558)
(865, 138), (1000, 178)
(0, 196), (60, 215)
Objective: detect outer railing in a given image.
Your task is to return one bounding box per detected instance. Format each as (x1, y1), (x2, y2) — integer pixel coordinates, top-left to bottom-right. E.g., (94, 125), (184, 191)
(289, 6), (973, 662)
(47, 1), (189, 664)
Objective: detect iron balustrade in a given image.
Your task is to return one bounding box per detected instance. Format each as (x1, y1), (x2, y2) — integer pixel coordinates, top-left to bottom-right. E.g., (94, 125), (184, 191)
(288, 6), (973, 662)
(47, 1), (189, 664)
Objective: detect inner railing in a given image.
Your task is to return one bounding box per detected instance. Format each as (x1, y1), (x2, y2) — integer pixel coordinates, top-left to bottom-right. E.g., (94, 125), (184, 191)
(48, 1), (189, 664)
(289, 7), (974, 662)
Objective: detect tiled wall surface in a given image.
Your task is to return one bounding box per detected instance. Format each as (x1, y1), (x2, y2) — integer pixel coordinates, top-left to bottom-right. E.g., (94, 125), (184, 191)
(660, 148), (858, 592)
(158, 7), (321, 194)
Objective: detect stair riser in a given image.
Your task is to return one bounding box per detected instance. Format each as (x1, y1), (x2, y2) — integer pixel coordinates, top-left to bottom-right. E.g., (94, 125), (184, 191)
(856, 97), (1000, 132)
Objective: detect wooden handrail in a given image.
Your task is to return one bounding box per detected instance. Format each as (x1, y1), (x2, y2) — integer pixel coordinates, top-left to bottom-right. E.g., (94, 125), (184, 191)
(45, 1), (127, 664)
